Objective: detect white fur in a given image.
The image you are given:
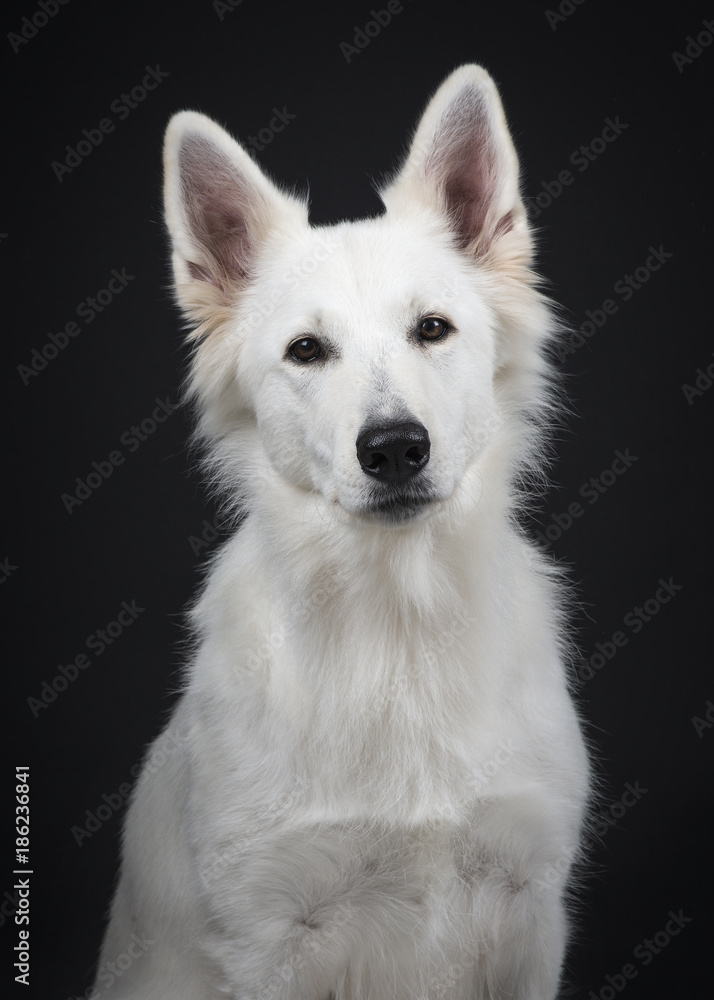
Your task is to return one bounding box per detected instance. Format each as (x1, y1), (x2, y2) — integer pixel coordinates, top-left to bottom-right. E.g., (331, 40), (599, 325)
(96, 65), (590, 999)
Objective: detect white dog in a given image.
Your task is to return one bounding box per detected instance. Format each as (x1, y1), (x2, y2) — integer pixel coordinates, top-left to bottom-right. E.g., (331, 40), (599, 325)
(95, 65), (589, 999)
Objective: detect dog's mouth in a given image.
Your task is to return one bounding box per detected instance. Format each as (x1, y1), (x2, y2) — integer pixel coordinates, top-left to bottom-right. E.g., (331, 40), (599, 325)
(358, 483), (442, 523)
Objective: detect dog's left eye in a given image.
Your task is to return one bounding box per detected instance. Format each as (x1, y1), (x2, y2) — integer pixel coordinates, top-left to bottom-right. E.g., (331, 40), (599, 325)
(288, 337), (323, 362)
(418, 317), (450, 342)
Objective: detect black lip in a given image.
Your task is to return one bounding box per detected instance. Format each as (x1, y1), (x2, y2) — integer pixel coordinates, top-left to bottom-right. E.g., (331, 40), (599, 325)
(361, 487), (438, 521)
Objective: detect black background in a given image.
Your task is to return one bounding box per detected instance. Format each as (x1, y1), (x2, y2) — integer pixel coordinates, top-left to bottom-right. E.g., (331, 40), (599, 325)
(2, 1), (712, 998)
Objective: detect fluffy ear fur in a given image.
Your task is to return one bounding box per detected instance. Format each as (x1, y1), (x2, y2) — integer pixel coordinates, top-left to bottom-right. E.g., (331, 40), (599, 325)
(381, 65), (555, 487)
(163, 111), (307, 338)
(381, 65), (528, 260)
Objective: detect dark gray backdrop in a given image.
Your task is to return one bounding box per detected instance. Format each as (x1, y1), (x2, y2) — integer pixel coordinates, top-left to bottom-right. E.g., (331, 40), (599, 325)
(2, 1), (712, 997)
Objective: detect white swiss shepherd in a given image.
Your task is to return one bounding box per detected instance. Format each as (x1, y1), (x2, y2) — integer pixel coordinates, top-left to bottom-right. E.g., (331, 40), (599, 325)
(96, 65), (590, 999)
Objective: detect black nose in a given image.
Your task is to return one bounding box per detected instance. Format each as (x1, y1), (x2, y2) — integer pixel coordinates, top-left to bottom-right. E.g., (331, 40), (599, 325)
(356, 421), (431, 484)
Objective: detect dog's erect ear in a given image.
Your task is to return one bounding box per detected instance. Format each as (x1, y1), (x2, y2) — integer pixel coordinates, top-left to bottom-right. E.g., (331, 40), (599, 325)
(163, 112), (307, 330)
(381, 65), (526, 257)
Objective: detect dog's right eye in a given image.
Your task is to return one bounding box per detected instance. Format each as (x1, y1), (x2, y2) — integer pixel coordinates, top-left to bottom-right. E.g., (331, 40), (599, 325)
(288, 337), (323, 363)
(418, 317), (450, 342)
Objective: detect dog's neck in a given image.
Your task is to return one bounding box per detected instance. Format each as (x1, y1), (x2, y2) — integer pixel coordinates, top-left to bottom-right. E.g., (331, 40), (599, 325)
(188, 463), (536, 818)
(233, 483), (522, 817)
(244, 460), (524, 679)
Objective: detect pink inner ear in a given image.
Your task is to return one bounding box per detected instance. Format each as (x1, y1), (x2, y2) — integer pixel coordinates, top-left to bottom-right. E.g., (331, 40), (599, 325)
(187, 260), (218, 284)
(179, 135), (255, 287)
(429, 90), (505, 249)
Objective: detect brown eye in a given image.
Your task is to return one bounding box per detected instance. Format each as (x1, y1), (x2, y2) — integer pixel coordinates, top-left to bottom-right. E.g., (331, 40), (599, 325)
(418, 317), (449, 342)
(288, 337), (322, 362)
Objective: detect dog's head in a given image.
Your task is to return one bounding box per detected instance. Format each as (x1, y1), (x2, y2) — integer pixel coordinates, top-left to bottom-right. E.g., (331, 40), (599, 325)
(164, 66), (553, 526)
